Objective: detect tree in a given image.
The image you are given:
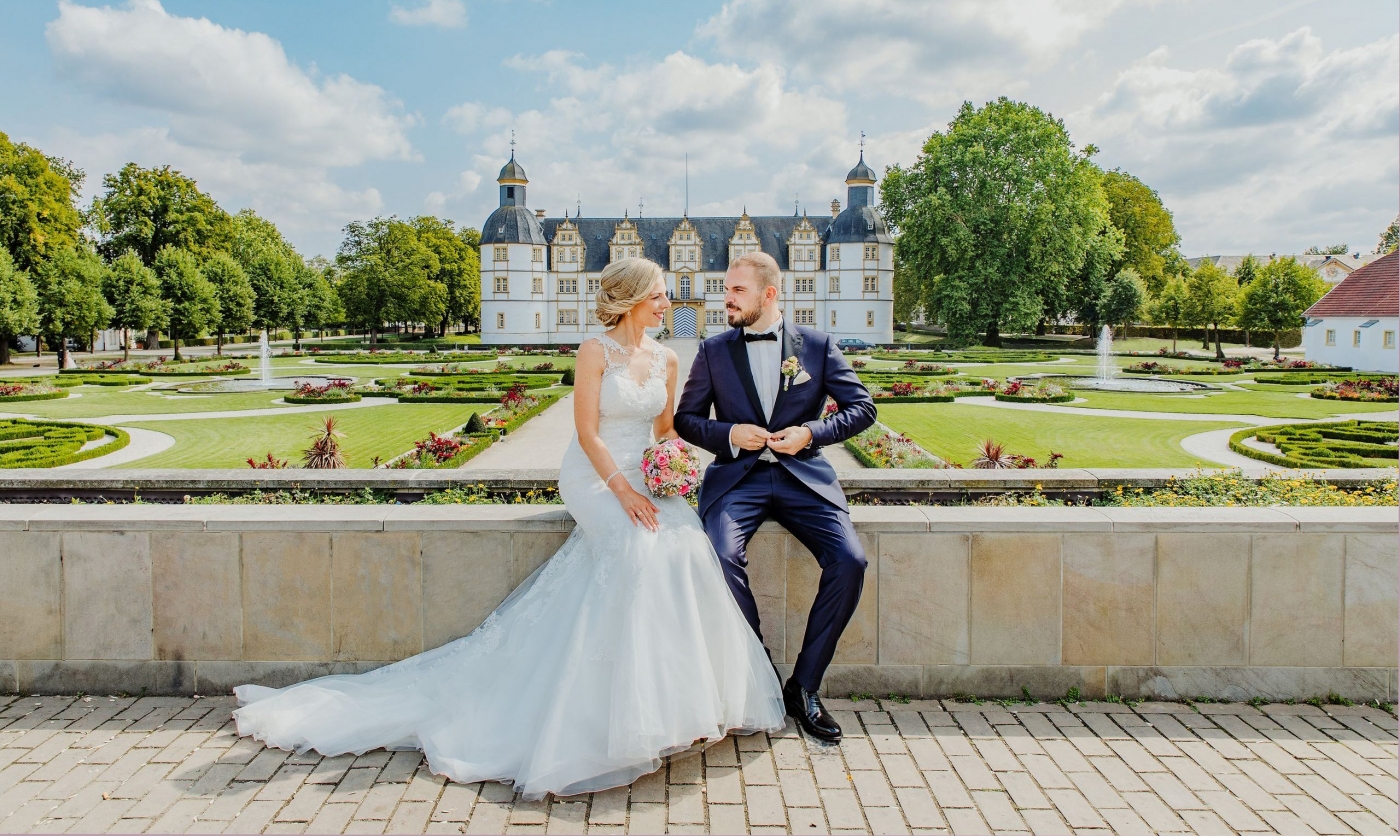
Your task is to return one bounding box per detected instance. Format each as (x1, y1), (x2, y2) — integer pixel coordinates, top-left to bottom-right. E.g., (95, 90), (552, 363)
(456, 226), (482, 332)
(245, 249), (301, 336)
(0, 250), (39, 366)
(91, 164), (233, 266)
(410, 216), (479, 336)
(0, 133), (85, 274)
(1376, 215), (1399, 254)
(1065, 224), (1126, 345)
(336, 217), (437, 345)
(34, 247), (111, 369)
(1099, 169), (1180, 296)
(102, 250), (165, 361)
(1148, 276), (1190, 353)
(1237, 256), (1326, 360)
(154, 246), (217, 361)
(1232, 254), (1260, 286)
(201, 252), (254, 355)
(1185, 260), (1237, 359)
(1100, 267), (1146, 338)
(891, 253), (924, 326)
(880, 98), (1115, 346)
(1304, 244), (1349, 255)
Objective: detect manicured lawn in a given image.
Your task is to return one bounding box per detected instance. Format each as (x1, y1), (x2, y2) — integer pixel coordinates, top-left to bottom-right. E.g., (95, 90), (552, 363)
(122, 402), (493, 468)
(1070, 389), (1399, 420)
(13, 387), (289, 419)
(877, 402), (1243, 468)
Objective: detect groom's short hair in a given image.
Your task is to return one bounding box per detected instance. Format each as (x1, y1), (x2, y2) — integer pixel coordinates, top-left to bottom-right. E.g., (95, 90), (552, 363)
(731, 251), (781, 292)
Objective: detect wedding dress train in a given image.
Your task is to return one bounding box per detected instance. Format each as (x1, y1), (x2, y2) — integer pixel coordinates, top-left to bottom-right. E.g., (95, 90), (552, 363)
(232, 335), (785, 798)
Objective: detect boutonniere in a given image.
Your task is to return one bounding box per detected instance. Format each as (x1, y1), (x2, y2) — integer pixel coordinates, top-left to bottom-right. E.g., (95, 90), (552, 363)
(781, 356), (810, 390)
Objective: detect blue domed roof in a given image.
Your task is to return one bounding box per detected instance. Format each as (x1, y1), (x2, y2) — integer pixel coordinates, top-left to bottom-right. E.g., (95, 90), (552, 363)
(498, 154), (527, 182)
(846, 153), (876, 183)
(481, 205), (547, 245)
(824, 204), (891, 245)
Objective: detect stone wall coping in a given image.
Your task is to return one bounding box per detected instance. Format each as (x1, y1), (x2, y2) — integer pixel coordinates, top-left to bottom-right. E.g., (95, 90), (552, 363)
(0, 504), (1391, 532)
(0, 466), (1390, 493)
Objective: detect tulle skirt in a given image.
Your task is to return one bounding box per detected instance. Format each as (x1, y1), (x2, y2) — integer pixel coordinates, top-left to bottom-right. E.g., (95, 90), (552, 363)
(232, 465), (785, 799)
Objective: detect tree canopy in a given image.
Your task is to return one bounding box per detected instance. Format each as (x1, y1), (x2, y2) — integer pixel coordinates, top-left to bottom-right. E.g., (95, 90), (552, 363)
(154, 246), (218, 361)
(1376, 216), (1398, 254)
(0, 250), (39, 366)
(102, 250), (166, 360)
(34, 246), (111, 367)
(0, 132), (85, 273)
(91, 163), (233, 266)
(1185, 260), (1237, 359)
(336, 216), (438, 345)
(201, 251), (255, 354)
(1099, 169), (1179, 296)
(1237, 257), (1326, 359)
(881, 98), (1116, 345)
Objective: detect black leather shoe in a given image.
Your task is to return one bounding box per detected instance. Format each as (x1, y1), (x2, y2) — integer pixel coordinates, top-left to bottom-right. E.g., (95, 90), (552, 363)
(783, 680), (842, 742)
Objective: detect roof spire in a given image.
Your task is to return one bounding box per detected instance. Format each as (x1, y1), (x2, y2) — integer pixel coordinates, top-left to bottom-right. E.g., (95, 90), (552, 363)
(509, 129), (516, 159)
(859, 129), (865, 160)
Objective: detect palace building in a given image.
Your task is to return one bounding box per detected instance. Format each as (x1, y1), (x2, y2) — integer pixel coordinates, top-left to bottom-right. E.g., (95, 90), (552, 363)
(478, 152), (894, 344)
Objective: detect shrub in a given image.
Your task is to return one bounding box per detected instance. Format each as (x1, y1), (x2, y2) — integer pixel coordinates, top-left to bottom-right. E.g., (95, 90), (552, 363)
(0, 420), (129, 468)
(844, 426), (941, 468)
(561, 367), (575, 385)
(247, 453), (288, 469)
(1230, 420), (1399, 468)
(302, 416), (347, 469)
(1102, 470), (1398, 507)
(465, 412), (487, 433)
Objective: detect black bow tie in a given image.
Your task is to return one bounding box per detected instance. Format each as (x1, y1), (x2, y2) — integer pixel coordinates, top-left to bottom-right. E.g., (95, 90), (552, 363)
(742, 332), (778, 342)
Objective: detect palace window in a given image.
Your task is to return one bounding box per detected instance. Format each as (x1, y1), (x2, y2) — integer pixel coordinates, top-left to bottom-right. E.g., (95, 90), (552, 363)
(794, 309), (815, 325)
(863, 275), (878, 293)
(535, 312), (541, 329)
(795, 277), (814, 293)
(531, 276), (543, 294)
(493, 246), (507, 262)
(587, 310), (598, 325)
(829, 276), (840, 294)
(867, 310), (874, 327)
(533, 247), (543, 263)
(1325, 329), (1336, 346)
(830, 245), (839, 260)
(679, 276), (691, 300)
(559, 309), (579, 326)
(496, 312), (505, 329)
(705, 277), (723, 294)
(1353, 331), (1362, 347)
(705, 310), (725, 326)
(864, 245), (877, 260)
(494, 276), (508, 293)
(587, 278), (601, 294)
(558, 278), (578, 294)
(830, 310), (837, 327)
(1386, 331), (1396, 349)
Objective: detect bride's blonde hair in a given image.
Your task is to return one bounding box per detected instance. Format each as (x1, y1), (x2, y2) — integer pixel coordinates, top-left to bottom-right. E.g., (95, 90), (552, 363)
(595, 257), (664, 327)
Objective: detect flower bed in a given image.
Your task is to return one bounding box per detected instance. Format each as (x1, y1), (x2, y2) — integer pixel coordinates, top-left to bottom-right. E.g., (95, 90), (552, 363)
(0, 382), (67, 402)
(69, 358), (249, 377)
(1252, 371), (1389, 386)
(487, 387), (562, 434)
(1230, 420), (1399, 469)
(386, 430), (499, 469)
(994, 380), (1074, 403)
(1312, 379), (1399, 403)
(844, 425), (942, 468)
(0, 419), (129, 468)
(1101, 470), (1398, 507)
(283, 380), (361, 405)
(874, 349), (1056, 364)
(51, 374), (152, 387)
(1124, 361), (1240, 376)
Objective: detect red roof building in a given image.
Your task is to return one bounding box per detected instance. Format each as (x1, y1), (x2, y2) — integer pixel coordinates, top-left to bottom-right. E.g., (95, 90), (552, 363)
(1302, 250), (1398, 373)
(1304, 250), (1398, 318)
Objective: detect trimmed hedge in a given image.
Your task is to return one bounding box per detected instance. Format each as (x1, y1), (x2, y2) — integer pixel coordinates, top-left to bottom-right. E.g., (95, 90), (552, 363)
(995, 392), (1076, 404)
(0, 420), (130, 468)
(63, 366), (249, 377)
(1311, 390), (1398, 403)
(282, 393), (361, 405)
(0, 390), (68, 403)
(873, 350), (1056, 364)
(870, 390), (994, 404)
(1124, 365), (1242, 376)
(1252, 372), (1385, 386)
(1229, 420), (1399, 469)
(394, 394), (504, 404)
(497, 391), (563, 435)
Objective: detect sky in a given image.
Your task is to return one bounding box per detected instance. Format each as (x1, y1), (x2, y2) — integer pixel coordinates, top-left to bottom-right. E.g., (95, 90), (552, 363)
(1, 0), (1396, 260)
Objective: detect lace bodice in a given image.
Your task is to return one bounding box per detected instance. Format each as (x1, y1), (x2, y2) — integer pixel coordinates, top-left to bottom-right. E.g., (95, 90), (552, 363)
(590, 333), (668, 466)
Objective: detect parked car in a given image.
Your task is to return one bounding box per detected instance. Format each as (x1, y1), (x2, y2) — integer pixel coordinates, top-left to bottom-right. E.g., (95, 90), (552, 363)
(837, 338), (874, 351)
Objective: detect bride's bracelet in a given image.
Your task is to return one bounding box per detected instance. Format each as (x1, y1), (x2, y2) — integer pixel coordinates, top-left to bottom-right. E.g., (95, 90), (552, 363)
(603, 469), (624, 487)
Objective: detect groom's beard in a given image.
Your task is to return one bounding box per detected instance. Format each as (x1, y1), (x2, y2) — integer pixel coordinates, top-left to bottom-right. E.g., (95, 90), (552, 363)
(726, 302), (761, 328)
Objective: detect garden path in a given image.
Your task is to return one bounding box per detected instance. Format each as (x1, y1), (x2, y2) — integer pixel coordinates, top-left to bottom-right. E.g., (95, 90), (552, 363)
(58, 427), (177, 469)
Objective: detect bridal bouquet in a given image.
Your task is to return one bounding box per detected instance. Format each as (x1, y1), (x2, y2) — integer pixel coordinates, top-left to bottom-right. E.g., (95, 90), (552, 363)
(641, 438), (701, 498)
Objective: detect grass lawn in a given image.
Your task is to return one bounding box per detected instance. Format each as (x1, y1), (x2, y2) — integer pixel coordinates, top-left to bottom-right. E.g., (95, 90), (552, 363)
(122, 402), (492, 468)
(877, 402), (1243, 468)
(12, 387), (288, 419)
(1070, 389), (1399, 420)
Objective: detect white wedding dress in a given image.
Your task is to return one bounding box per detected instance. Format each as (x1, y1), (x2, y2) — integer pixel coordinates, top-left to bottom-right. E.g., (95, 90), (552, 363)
(232, 334), (785, 799)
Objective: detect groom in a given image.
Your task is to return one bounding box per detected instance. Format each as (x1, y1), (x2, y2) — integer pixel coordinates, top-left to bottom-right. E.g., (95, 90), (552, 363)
(675, 251), (876, 742)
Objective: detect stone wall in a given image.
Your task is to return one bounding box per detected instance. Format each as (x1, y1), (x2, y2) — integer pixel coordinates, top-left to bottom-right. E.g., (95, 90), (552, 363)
(0, 504), (1394, 701)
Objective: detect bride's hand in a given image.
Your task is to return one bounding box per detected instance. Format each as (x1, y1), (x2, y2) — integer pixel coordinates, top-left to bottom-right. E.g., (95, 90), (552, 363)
(610, 479), (660, 532)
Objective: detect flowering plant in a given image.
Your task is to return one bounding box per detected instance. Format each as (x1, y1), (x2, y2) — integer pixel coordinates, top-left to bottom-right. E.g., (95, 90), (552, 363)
(781, 355), (803, 390)
(640, 437), (701, 498)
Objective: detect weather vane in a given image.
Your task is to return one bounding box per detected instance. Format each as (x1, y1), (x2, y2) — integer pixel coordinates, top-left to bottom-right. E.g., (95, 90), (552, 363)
(859, 130), (865, 153)
(510, 130), (516, 152)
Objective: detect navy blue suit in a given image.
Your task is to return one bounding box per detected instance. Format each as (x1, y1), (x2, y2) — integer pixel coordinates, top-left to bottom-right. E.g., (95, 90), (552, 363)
(675, 321), (876, 692)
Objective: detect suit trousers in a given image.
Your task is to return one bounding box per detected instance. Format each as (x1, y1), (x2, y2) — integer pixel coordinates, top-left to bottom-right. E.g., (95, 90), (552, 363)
(701, 460), (866, 693)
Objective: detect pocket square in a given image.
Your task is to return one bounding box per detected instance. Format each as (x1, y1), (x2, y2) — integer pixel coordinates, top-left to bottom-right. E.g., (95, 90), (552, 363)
(793, 370), (812, 385)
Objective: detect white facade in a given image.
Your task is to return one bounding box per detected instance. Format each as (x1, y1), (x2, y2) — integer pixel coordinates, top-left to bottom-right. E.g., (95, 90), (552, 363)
(1302, 316), (1399, 373)
(479, 155), (895, 345)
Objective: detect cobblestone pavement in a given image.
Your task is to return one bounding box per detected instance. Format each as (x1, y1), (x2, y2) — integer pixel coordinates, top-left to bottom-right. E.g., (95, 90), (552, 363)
(1, 694), (1395, 835)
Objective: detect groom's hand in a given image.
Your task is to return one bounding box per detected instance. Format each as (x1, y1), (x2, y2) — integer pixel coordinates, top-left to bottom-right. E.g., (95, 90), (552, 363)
(730, 424), (770, 451)
(767, 425), (813, 455)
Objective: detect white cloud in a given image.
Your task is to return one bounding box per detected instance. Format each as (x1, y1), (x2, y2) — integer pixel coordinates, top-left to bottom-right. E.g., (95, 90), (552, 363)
(1072, 27), (1399, 252)
(46, 0), (416, 167)
(389, 0), (467, 29)
(699, 0), (1151, 104)
(444, 50), (853, 220)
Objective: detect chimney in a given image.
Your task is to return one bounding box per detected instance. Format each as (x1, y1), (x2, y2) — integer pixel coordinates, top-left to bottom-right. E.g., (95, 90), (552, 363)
(535, 209), (546, 219)
(830, 198), (841, 218)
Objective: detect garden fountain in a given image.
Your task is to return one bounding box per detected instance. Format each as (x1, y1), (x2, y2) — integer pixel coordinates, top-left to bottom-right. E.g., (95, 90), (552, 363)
(1018, 325), (1212, 393)
(182, 329), (352, 393)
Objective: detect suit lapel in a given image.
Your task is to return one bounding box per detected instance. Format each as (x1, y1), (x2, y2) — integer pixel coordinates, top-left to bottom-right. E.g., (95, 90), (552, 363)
(769, 320), (804, 424)
(726, 330), (766, 422)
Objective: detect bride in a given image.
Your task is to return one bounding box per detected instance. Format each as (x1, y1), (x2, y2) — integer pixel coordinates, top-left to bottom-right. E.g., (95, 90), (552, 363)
(231, 257), (785, 799)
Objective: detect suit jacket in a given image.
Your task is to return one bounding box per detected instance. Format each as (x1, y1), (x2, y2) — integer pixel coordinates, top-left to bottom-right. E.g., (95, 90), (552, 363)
(674, 320), (876, 517)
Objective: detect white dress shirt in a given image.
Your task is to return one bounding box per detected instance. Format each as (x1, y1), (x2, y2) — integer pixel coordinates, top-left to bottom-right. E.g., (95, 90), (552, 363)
(732, 319), (782, 461)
